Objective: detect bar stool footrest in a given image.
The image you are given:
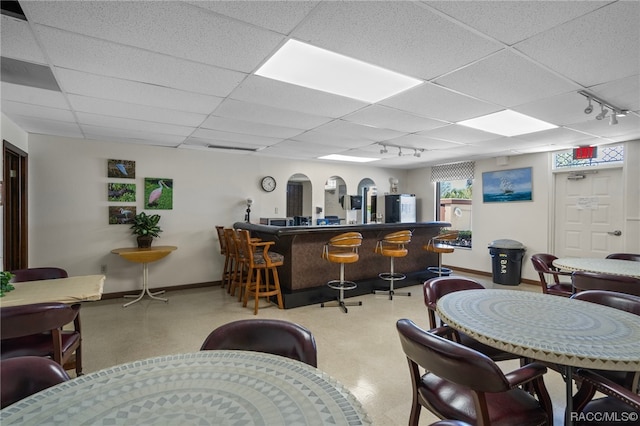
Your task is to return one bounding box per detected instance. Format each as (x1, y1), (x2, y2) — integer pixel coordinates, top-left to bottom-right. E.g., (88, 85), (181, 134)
(327, 280), (357, 291)
(379, 272), (406, 281)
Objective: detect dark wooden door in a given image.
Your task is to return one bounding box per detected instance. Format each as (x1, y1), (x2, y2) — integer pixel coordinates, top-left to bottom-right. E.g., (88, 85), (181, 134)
(286, 182), (303, 217)
(3, 141), (28, 270)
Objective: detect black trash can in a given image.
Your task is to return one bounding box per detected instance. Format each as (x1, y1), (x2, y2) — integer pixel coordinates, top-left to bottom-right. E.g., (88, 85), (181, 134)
(488, 239), (526, 285)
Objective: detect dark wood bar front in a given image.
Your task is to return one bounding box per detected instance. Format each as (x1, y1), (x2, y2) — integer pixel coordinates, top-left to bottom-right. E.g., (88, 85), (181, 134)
(234, 221), (450, 308)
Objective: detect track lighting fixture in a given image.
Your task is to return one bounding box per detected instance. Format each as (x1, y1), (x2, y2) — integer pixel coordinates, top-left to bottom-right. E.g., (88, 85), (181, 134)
(377, 142), (425, 159)
(398, 147), (403, 157)
(379, 145), (388, 154)
(578, 90), (628, 125)
(413, 149), (421, 158)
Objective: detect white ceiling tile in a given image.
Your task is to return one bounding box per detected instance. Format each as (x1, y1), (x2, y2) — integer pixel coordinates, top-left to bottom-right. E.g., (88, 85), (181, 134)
(381, 83), (501, 122)
(200, 116), (304, 139)
(434, 50), (579, 107)
(386, 134), (464, 150)
(1, 82), (69, 109)
(291, 131), (373, 149)
(1, 100), (75, 122)
(191, 128), (283, 146)
(418, 124), (497, 144)
(311, 120), (405, 142)
(187, 1), (319, 34)
(291, 1), (501, 80)
(55, 69), (222, 114)
(22, 1), (284, 73)
(9, 116), (83, 138)
(230, 75), (367, 118)
(425, 1), (609, 45)
(512, 91), (592, 126)
(343, 105), (448, 133)
(81, 125), (185, 146)
(587, 75), (640, 112)
(214, 99), (332, 129)
(76, 112), (194, 137)
(67, 95), (207, 128)
(564, 115), (640, 139)
(515, 1), (640, 86)
(515, 127), (596, 146)
(35, 26), (246, 97)
(0, 15), (47, 64)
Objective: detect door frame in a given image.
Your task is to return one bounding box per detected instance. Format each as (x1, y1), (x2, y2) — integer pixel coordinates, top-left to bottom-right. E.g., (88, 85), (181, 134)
(3, 140), (28, 270)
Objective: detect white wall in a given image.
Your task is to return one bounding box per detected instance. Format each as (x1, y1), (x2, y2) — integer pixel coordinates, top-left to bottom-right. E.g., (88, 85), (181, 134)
(25, 134), (406, 294)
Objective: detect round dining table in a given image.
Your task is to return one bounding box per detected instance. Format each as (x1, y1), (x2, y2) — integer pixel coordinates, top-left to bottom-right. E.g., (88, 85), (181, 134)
(0, 350), (371, 425)
(553, 257), (640, 278)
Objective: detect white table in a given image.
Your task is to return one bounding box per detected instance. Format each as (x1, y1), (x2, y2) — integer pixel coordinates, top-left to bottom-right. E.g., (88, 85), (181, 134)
(437, 289), (640, 426)
(0, 274), (105, 307)
(0, 350), (371, 425)
(553, 257), (640, 278)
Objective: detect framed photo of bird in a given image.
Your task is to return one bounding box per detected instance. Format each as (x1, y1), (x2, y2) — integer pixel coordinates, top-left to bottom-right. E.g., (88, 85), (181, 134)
(108, 183), (136, 202)
(109, 206), (136, 225)
(145, 178), (173, 210)
(107, 159), (135, 179)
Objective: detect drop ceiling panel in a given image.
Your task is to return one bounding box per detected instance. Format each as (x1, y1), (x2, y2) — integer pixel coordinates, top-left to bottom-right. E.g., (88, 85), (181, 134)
(565, 115), (640, 139)
(311, 119), (404, 142)
(199, 116), (304, 139)
(512, 91), (595, 126)
(343, 105), (448, 133)
(75, 112), (193, 137)
(81, 124), (185, 146)
(290, 131), (373, 149)
(434, 50), (579, 107)
(291, 1), (502, 80)
(190, 128), (283, 146)
(35, 26), (246, 97)
(2, 100), (75, 122)
(515, 1), (640, 87)
(1, 82), (68, 109)
(10, 116), (83, 138)
(0, 15), (47, 64)
(387, 134), (464, 150)
(55, 69), (222, 114)
(214, 99), (332, 129)
(418, 124), (497, 144)
(229, 75), (367, 118)
(587, 75), (640, 112)
(515, 127), (595, 146)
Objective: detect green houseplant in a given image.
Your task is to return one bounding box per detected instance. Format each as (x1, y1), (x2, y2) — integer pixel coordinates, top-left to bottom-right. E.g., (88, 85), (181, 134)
(130, 212), (162, 248)
(1, 271), (15, 297)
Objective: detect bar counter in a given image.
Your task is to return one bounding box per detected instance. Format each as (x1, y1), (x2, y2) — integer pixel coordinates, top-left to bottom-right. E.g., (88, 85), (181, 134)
(234, 221), (450, 308)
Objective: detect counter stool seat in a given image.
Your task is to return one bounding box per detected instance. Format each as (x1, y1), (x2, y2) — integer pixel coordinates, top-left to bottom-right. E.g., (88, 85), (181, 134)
(424, 231), (458, 277)
(321, 232), (363, 313)
(374, 230), (412, 299)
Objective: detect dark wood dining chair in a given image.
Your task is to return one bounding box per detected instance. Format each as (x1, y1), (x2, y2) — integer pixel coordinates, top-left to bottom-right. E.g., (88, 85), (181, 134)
(572, 270), (640, 297)
(396, 319), (553, 426)
(530, 253), (573, 296)
(9, 267), (68, 282)
(0, 303), (83, 376)
(605, 253), (640, 261)
(575, 369), (640, 426)
(215, 226), (231, 289)
(200, 319), (317, 367)
(423, 276), (521, 362)
(1, 356), (70, 408)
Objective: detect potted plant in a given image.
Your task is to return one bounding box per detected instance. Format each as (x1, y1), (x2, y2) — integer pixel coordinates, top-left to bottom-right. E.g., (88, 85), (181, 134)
(130, 212), (162, 248)
(1, 271), (15, 297)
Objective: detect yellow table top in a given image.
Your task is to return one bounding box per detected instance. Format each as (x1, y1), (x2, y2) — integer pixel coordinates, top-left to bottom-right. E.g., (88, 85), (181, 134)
(111, 246), (177, 263)
(0, 275), (105, 307)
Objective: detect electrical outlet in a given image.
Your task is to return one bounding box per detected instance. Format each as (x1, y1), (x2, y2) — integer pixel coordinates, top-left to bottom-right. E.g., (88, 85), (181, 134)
(100, 264), (107, 274)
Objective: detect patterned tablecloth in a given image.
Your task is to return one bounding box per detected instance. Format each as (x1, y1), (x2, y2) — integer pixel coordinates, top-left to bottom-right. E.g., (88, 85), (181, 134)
(0, 350), (371, 425)
(0, 275), (105, 307)
(437, 289), (640, 371)
(553, 257), (640, 278)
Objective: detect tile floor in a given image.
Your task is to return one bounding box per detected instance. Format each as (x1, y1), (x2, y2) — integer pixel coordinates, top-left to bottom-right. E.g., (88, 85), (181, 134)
(80, 272), (568, 425)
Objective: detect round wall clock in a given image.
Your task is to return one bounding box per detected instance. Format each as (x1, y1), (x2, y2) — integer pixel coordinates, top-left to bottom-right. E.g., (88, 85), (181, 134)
(261, 176), (277, 192)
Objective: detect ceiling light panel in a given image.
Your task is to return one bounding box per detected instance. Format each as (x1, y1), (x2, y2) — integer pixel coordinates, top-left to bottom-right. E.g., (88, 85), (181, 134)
(318, 154), (380, 163)
(255, 39), (422, 103)
(457, 110), (557, 137)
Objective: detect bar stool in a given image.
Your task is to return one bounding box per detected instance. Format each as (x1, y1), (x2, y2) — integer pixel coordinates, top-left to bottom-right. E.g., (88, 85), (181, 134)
(215, 226), (230, 290)
(321, 232), (363, 313)
(423, 231), (458, 277)
(374, 230), (412, 299)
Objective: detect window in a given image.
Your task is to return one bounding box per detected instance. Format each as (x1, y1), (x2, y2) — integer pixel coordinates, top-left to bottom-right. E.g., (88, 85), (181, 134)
(432, 162), (474, 248)
(554, 144), (624, 169)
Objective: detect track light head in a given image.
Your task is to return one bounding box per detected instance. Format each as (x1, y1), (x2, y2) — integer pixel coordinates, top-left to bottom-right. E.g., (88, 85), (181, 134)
(596, 105), (608, 120)
(413, 149), (421, 158)
(584, 97), (593, 114)
(610, 114), (618, 125)
(398, 147), (403, 157)
(379, 145), (388, 154)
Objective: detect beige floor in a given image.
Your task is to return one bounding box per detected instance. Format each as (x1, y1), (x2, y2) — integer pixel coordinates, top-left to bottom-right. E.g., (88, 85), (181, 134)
(80, 272), (568, 425)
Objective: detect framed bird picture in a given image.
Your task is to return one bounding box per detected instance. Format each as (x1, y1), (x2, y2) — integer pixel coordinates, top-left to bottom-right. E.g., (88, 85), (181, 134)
(107, 159), (135, 179)
(144, 177), (173, 210)
(108, 183), (136, 202)
(108, 206), (137, 225)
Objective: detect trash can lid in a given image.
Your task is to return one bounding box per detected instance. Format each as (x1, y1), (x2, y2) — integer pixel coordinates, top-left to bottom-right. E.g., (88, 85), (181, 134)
(488, 239), (526, 249)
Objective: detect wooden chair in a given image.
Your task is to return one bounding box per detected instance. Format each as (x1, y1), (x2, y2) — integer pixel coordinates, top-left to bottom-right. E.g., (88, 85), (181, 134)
(396, 319), (553, 426)
(238, 230), (284, 315)
(572, 270), (640, 297)
(423, 231), (458, 277)
(10, 267), (68, 282)
(605, 253), (640, 261)
(224, 228), (244, 298)
(374, 230), (412, 299)
(530, 253), (573, 296)
(574, 369), (640, 426)
(423, 276), (522, 362)
(1, 356), (70, 408)
(200, 319), (317, 367)
(320, 232), (363, 313)
(1, 303), (82, 376)
(215, 226), (231, 289)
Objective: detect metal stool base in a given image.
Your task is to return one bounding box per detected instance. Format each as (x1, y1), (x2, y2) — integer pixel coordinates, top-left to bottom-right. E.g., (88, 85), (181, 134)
(375, 271), (410, 300)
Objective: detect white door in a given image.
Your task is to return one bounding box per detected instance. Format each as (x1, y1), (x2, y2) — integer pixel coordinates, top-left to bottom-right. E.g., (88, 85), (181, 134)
(554, 168), (624, 258)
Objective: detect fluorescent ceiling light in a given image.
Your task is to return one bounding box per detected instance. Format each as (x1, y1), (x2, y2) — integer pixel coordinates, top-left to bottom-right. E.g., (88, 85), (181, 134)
(319, 154), (379, 163)
(255, 39), (422, 103)
(457, 110), (557, 137)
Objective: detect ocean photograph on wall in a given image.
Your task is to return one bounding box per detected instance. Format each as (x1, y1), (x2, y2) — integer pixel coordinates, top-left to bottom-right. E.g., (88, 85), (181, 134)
(482, 167), (533, 203)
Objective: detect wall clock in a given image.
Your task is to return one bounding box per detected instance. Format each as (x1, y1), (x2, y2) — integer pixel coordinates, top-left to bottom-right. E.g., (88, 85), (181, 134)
(261, 176), (276, 192)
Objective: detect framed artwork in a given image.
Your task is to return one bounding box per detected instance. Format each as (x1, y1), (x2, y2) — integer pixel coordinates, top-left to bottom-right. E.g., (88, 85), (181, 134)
(144, 177), (173, 209)
(108, 183), (136, 202)
(107, 159), (135, 179)
(482, 167), (532, 203)
(108, 206), (136, 224)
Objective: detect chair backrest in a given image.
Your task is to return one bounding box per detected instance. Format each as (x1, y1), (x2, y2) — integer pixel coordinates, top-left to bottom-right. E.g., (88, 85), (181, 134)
(605, 253), (640, 261)
(423, 276), (484, 328)
(0, 303), (81, 340)
(530, 253), (557, 276)
(383, 230), (412, 245)
(576, 369), (640, 412)
(215, 226), (227, 255)
(571, 290), (640, 316)
(396, 319), (510, 393)
(224, 228), (239, 259)
(9, 267), (68, 282)
(200, 319), (318, 367)
(322, 232), (362, 260)
(572, 271), (640, 297)
(0, 356), (70, 408)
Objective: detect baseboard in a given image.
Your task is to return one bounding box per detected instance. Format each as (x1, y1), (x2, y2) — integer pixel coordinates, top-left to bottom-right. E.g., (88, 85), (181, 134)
(100, 280), (220, 300)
